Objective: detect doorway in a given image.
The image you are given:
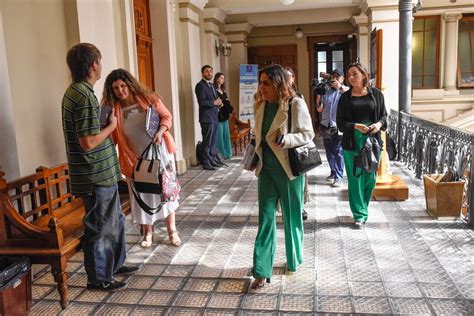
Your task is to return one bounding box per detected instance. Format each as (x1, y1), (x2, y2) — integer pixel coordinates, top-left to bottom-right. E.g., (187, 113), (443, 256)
(307, 35), (356, 129)
(134, 0), (154, 89)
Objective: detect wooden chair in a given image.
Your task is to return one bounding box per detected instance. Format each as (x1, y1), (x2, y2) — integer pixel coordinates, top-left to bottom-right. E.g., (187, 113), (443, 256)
(228, 112), (252, 155)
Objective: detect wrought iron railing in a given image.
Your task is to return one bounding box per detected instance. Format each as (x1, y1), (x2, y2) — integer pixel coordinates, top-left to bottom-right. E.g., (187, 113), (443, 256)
(388, 110), (473, 226)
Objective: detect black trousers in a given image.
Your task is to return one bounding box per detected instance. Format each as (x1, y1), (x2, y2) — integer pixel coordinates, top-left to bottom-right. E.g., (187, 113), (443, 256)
(200, 122), (217, 164)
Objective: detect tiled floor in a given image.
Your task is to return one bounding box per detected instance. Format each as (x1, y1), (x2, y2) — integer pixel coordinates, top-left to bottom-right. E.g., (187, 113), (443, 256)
(30, 151), (474, 315)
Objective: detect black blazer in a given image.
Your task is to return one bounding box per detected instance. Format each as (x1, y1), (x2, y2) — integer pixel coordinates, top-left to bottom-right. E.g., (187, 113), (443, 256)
(336, 87), (388, 151)
(217, 90), (233, 122)
(195, 79), (218, 123)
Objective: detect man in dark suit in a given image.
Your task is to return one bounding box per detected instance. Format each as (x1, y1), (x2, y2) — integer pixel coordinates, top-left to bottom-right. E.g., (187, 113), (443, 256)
(195, 65), (223, 170)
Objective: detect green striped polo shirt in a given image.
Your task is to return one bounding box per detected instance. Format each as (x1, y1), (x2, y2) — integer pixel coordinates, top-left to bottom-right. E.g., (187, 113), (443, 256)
(61, 81), (121, 195)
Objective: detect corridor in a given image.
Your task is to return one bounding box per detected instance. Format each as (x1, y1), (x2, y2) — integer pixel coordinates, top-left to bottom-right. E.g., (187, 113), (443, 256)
(30, 151), (474, 315)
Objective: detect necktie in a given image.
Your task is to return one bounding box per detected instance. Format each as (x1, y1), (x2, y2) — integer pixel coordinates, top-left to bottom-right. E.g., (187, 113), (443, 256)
(209, 82), (217, 98)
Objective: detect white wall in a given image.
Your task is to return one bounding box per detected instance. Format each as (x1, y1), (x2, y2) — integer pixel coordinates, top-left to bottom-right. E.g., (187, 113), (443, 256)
(2, 0), (69, 176)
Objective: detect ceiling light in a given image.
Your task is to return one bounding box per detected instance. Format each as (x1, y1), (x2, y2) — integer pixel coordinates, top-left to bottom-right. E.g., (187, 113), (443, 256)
(280, 0), (295, 5)
(295, 26), (304, 39)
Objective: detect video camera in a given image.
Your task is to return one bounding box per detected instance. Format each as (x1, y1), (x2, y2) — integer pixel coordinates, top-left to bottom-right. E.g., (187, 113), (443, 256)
(311, 72), (337, 96)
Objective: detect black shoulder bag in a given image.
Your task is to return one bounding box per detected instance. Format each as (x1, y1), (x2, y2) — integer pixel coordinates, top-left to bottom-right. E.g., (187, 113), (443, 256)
(287, 98), (322, 176)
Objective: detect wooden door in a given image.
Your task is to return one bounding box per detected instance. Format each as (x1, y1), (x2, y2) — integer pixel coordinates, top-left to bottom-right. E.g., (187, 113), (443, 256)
(370, 28), (383, 89)
(248, 45), (298, 82)
(134, 0), (154, 89)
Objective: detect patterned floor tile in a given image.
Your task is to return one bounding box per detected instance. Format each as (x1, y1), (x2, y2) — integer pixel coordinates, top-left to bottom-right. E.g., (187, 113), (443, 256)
(279, 295), (314, 312)
(429, 299), (474, 314)
(379, 269), (416, 282)
(316, 296), (353, 313)
(347, 269), (381, 282)
(207, 293), (243, 309)
(419, 282), (462, 299)
(131, 306), (166, 315)
(75, 289), (111, 303)
(95, 304), (134, 315)
(162, 265), (195, 278)
(385, 282), (423, 298)
(173, 291), (210, 308)
(151, 277), (186, 291)
(127, 276), (157, 289)
(281, 280), (315, 295)
(413, 268), (452, 283)
(216, 279), (248, 293)
(61, 302), (99, 315)
(350, 281), (386, 297)
(183, 278), (218, 292)
(316, 281), (350, 296)
(353, 296), (392, 314)
(139, 290), (176, 306)
(203, 309), (238, 315)
(242, 294), (278, 310)
(107, 289), (146, 305)
(44, 287), (83, 301)
(390, 298), (432, 315)
(32, 285), (55, 300)
(30, 300), (62, 315)
(136, 264), (166, 276)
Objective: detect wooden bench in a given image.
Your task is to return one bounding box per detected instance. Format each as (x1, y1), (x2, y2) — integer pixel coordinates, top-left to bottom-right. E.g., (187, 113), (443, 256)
(0, 163), (130, 309)
(229, 112), (252, 155)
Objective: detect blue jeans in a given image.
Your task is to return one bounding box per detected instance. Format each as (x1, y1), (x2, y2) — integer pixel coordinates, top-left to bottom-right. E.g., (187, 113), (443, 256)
(323, 133), (345, 180)
(81, 184), (126, 283)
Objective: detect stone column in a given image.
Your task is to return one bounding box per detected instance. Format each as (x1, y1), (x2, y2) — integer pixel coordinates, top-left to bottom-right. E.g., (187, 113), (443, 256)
(350, 14), (369, 66)
(177, 0), (207, 166)
(443, 11), (462, 93)
(225, 23), (254, 115)
(203, 8), (227, 72)
(150, 0), (186, 173)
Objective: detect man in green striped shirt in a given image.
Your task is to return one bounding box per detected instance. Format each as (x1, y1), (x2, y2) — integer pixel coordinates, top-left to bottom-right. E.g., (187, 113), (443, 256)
(62, 43), (137, 292)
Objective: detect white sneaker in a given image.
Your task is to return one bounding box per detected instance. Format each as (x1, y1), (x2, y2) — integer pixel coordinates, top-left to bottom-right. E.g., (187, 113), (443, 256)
(332, 179), (343, 187)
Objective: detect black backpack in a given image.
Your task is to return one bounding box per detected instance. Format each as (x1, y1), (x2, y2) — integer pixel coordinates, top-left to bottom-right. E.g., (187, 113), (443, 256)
(196, 141), (205, 165)
(353, 136), (380, 176)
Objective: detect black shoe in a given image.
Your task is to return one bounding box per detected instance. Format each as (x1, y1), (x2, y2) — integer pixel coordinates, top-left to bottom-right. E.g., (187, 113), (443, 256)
(302, 209), (308, 221)
(353, 221), (363, 229)
(87, 280), (127, 292)
(211, 161), (223, 167)
(202, 164), (215, 170)
(114, 265), (140, 275)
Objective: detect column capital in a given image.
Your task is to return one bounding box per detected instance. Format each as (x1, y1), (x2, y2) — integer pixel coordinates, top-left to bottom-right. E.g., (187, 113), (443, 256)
(225, 23), (254, 35)
(443, 11), (463, 23)
(350, 13), (369, 35)
(178, 0), (208, 12)
(203, 7), (227, 24)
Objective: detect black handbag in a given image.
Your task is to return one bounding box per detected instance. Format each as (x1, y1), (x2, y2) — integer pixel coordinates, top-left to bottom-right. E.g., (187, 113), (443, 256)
(287, 98), (322, 176)
(353, 135), (380, 177)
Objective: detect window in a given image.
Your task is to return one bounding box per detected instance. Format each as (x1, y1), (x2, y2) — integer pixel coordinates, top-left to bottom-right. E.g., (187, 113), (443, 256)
(458, 14), (474, 88)
(412, 16), (440, 89)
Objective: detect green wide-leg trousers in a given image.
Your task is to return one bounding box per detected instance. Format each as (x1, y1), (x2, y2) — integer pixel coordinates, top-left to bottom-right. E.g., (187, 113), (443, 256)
(342, 130), (377, 222)
(253, 166), (304, 278)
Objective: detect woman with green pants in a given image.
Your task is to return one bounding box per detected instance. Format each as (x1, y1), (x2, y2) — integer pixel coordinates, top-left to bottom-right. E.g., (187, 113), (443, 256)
(336, 63), (387, 229)
(251, 65), (315, 289)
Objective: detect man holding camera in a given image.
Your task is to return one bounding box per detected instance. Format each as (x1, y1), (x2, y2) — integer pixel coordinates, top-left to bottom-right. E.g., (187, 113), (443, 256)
(316, 69), (348, 187)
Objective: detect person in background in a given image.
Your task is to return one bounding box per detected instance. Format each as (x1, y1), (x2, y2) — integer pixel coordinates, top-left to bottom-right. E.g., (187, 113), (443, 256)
(316, 69), (348, 187)
(213, 72), (233, 160)
(195, 65), (223, 170)
(336, 63), (387, 229)
(285, 67), (309, 221)
(102, 68), (181, 247)
(251, 64), (314, 289)
(61, 43), (137, 292)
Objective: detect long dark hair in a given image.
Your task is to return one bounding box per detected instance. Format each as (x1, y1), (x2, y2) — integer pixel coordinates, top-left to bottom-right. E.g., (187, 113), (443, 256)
(256, 64), (294, 103)
(66, 43), (101, 83)
(213, 72), (225, 90)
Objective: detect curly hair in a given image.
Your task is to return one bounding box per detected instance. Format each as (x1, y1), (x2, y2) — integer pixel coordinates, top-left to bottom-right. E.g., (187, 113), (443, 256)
(255, 64), (294, 104)
(101, 68), (151, 106)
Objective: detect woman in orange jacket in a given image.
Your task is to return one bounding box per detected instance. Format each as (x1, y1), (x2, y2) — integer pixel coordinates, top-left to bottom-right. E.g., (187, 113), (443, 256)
(102, 69), (181, 248)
